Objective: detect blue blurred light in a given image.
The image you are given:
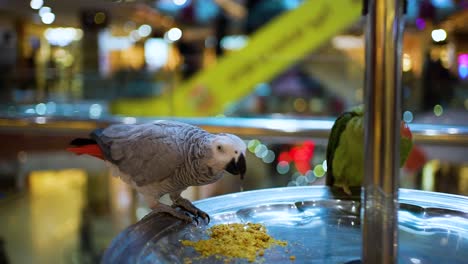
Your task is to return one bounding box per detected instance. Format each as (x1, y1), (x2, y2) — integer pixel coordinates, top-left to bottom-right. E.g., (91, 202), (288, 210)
(403, 111), (414, 123)
(283, 0), (301, 9)
(459, 65), (468, 79)
(156, 0), (190, 13)
(35, 103), (46, 115)
(195, 0), (219, 23)
(431, 0), (454, 8)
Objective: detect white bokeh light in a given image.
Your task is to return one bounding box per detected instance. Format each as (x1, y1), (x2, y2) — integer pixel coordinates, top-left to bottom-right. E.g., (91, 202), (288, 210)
(431, 29), (447, 42)
(30, 0), (43, 10)
(138, 24), (152, 37)
(39, 6), (51, 17)
(41, 12), (55, 24)
(165, 27), (182, 42)
(173, 0), (188, 6)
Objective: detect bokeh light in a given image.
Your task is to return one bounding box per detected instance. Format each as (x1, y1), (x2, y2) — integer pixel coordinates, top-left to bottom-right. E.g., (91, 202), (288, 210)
(247, 139), (260, 153)
(293, 98), (307, 112)
(296, 175), (307, 185)
(402, 53), (412, 72)
(254, 144), (268, 158)
(433, 104), (443, 117)
(165, 27), (182, 42)
(403, 110), (414, 123)
(277, 161), (290, 175)
(173, 0), (188, 6)
(41, 12), (55, 24)
(262, 150), (275, 163)
(94, 12), (106, 24)
(39, 6), (51, 17)
(305, 170), (316, 183)
(89, 104), (103, 119)
(431, 29), (447, 42)
(138, 24), (152, 37)
(313, 164), (325, 177)
(35, 103), (46, 115)
(30, 0), (43, 10)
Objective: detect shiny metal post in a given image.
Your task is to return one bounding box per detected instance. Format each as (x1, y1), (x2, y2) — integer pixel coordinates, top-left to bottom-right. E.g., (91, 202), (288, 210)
(362, 0), (405, 263)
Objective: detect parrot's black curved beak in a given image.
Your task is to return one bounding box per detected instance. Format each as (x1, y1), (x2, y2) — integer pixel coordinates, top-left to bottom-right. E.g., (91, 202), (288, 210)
(225, 153), (247, 179)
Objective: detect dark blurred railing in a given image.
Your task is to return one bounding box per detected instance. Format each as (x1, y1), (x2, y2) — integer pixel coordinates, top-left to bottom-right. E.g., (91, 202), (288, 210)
(0, 115), (467, 146)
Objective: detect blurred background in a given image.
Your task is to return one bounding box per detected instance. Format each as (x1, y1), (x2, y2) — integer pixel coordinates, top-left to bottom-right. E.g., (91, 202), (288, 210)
(0, 0), (467, 263)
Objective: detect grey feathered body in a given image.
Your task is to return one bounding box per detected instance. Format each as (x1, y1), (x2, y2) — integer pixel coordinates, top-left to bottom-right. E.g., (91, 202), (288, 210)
(92, 121), (222, 199)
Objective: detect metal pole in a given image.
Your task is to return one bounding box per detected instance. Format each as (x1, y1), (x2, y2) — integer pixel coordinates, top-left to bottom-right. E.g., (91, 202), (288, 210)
(362, 0), (405, 263)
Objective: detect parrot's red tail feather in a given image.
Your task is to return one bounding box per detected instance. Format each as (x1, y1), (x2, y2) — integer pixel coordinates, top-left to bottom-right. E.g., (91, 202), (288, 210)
(67, 144), (104, 160)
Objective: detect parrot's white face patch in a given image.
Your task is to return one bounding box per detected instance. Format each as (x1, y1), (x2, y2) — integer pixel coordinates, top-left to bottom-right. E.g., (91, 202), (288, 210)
(210, 134), (247, 170)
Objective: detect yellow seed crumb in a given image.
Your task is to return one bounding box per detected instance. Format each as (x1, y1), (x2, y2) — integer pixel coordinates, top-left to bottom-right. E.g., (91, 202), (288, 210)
(181, 223), (287, 262)
(290, 255), (296, 261)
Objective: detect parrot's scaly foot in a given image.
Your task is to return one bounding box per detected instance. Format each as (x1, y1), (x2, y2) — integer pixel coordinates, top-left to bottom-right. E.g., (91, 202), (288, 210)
(171, 196), (210, 224)
(343, 186), (352, 195)
(334, 183), (352, 195)
(150, 203), (193, 223)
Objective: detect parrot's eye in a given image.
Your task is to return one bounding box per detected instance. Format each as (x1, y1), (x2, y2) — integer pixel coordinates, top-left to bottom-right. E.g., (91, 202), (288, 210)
(235, 150), (238, 154)
(217, 145), (222, 151)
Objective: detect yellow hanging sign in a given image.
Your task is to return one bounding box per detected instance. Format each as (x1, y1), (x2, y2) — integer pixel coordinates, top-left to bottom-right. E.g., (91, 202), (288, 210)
(111, 0), (362, 117)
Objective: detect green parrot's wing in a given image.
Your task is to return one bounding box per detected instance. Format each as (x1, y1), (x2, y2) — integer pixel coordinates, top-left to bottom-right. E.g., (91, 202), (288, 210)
(326, 111), (360, 187)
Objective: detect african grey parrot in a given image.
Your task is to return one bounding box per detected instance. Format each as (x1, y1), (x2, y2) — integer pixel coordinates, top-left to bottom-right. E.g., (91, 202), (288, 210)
(68, 120), (247, 223)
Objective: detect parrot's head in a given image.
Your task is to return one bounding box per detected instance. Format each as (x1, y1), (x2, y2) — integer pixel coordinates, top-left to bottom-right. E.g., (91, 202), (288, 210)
(211, 134), (247, 179)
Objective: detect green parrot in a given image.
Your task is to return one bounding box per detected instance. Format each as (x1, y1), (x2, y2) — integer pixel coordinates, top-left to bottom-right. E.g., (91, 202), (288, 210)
(325, 105), (413, 195)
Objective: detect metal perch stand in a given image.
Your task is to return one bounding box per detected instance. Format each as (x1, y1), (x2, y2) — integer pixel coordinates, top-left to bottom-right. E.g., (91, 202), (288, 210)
(362, 0), (405, 263)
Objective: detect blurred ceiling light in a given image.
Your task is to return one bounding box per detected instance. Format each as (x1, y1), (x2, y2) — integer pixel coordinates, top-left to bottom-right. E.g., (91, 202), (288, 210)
(99, 30), (133, 51)
(30, 0), (43, 10)
(402, 53), (412, 72)
(173, 0), (188, 6)
(45, 28), (80, 46)
(138, 24), (152, 38)
(220, 35), (248, 50)
(431, 29), (447, 42)
(332, 35), (364, 50)
(165, 27), (182, 42)
(41, 12), (55, 24)
(144, 38), (169, 70)
(39, 6), (51, 17)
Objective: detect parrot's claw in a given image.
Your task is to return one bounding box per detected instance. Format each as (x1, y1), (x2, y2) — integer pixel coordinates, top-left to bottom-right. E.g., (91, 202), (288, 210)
(199, 211), (210, 224)
(150, 203), (193, 222)
(172, 197), (210, 225)
(183, 212), (199, 225)
(193, 209), (210, 224)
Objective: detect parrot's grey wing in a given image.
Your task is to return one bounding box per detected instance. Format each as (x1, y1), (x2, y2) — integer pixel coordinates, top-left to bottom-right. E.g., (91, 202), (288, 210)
(100, 123), (186, 186)
(91, 124), (142, 162)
